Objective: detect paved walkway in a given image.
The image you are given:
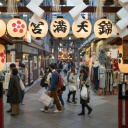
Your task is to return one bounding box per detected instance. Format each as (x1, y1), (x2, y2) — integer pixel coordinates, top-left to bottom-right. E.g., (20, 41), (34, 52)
(4, 81), (118, 128)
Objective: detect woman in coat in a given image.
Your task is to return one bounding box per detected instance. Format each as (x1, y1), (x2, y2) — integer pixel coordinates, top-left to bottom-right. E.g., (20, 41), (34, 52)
(67, 66), (78, 104)
(7, 67), (21, 116)
(78, 69), (92, 115)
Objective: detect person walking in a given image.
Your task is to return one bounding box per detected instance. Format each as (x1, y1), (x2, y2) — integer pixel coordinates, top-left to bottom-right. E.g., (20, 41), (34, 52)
(41, 63), (62, 113)
(56, 69), (64, 108)
(78, 69), (92, 115)
(7, 67), (21, 116)
(67, 66), (77, 104)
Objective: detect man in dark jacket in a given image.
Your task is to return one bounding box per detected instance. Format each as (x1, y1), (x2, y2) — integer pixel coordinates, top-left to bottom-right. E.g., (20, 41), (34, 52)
(41, 63), (62, 113)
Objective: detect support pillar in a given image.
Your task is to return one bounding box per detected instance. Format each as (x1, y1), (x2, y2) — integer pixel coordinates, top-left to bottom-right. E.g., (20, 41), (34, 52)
(0, 82), (4, 128)
(54, 42), (58, 63)
(76, 49), (80, 68)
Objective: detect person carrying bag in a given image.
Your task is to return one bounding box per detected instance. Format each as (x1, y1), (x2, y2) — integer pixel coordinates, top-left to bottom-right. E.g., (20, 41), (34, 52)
(78, 69), (92, 116)
(67, 67), (78, 104)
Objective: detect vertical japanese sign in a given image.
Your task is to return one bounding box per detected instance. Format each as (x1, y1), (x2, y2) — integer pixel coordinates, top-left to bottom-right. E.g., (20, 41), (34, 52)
(50, 18), (70, 38)
(94, 19), (113, 38)
(29, 19), (48, 38)
(72, 19), (92, 38)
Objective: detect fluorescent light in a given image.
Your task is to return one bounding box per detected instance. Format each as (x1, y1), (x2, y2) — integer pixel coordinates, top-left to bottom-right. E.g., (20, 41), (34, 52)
(69, 37), (71, 40)
(23, 14), (27, 17)
(0, 2), (3, 6)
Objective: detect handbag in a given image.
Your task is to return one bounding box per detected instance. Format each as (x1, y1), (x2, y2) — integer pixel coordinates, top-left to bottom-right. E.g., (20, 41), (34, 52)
(20, 79), (25, 91)
(18, 75), (25, 91)
(81, 85), (88, 100)
(69, 85), (77, 91)
(39, 92), (53, 107)
(61, 85), (66, 91)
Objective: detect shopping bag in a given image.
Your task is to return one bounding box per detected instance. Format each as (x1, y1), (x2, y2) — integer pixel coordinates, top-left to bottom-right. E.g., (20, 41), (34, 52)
(39, 92), (53, 107)
(20, 79), (25, 91)
(81, 85), (88, 100)
(68, 85), (77, 91)
(18, 75), (25, 91)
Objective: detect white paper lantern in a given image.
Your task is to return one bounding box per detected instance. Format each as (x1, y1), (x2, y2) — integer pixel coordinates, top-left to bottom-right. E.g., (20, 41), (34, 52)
(7, 18), (27, 38)
(94, 19), (113, 38)
(50, 17), (70, 38)
(0, 20), (6, 37)
(29, 19), (48, 38)
(0, 44), (6, 72)
(72, 19), (92, 39)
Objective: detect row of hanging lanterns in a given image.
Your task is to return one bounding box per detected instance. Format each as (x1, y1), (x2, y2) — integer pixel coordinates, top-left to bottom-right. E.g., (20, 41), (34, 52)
(0, 17), (114, 39)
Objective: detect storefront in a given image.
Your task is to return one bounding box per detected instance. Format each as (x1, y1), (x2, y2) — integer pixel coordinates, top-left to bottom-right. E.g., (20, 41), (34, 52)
(81, 37), (123, 95)
(6, 41), (45, 86)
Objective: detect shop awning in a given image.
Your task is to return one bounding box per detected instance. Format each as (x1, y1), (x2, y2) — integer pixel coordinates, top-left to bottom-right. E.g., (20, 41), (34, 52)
(0, 35), (15, 45)
(107, 37), (122, 45)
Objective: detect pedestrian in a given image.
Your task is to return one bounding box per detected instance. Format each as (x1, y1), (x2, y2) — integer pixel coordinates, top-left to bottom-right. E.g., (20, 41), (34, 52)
(40, 67), (51, 90)
(41, 63), (62, 113)
(19, 63), (26, 105)
(78, 69), (92, 115)
(6, 63), (16, 113)
(67, 66), (77, 104)
(56, 69), (64, 108)
(7, 67), (21, 116)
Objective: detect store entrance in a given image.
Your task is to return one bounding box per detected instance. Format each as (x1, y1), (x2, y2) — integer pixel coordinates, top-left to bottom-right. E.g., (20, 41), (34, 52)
(22, 54), (33, 86)
(28, 56), (33, 86)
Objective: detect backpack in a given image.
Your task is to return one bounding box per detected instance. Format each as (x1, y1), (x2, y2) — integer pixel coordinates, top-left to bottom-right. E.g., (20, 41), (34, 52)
(54, 72), (65, 91)
(40, 74), (48, 87)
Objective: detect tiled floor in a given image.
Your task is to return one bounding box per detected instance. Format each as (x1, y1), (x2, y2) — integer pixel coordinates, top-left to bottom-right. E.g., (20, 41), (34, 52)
(4, 82), (118, 128)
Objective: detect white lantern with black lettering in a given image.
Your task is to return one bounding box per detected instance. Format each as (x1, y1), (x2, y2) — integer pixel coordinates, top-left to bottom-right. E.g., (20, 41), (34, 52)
(50, 16), (70, 38)
(72, 19), (92, 39)
(0, 20), (6, 37)
(94, 19), (113, 38)
(7, 17), (27, 38)
(28, 19), (48, 39)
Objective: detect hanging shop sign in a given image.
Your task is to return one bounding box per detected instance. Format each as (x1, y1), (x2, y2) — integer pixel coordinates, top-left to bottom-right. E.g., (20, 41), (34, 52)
(0, 20), (6, 37)
(50, 17), (70, 38)
(7, 18), (27, 38)
(0, 44), (6, 72)
(28, 19), (48, 38)
(94, 19), (113, 38)
(72, 19), (92, 39)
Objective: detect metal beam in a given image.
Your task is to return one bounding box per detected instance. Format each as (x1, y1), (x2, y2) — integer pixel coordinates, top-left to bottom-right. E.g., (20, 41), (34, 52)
(0, 6), (121, 13)
(51, 39), (82, 43)
(51, 46), (78, 49)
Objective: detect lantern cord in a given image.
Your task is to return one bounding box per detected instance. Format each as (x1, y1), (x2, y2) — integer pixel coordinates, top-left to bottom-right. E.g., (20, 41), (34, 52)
(96, 0), (103, 19)
(52, 0), (61, 12)
(7, 0), (18, 14)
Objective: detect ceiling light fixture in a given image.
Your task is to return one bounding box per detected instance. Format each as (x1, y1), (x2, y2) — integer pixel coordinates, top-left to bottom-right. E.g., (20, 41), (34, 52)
(0, 2), (3, 6)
